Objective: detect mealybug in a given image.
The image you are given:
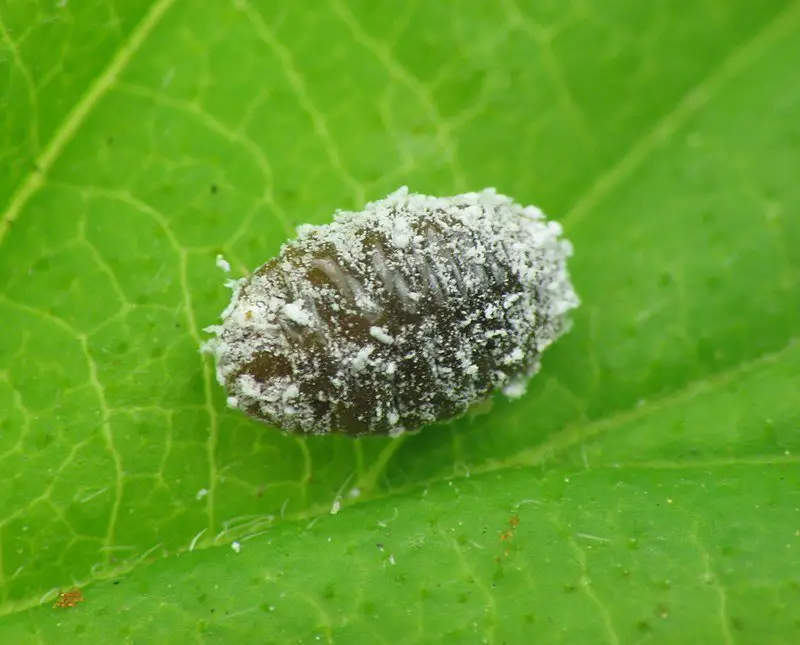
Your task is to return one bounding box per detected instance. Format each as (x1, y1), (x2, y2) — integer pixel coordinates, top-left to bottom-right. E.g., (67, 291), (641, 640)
(203, 187), (579, 437)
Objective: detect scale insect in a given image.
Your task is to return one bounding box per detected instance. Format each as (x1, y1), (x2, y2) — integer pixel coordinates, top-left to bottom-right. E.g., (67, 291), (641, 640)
(203, 187), (579, 437)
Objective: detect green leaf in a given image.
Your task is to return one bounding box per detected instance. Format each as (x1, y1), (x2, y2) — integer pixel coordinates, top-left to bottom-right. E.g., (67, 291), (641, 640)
(1, 0), (798, 642)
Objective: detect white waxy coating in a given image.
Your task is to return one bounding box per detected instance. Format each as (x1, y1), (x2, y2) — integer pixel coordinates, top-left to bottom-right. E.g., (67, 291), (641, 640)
(203, 187), (580, 437)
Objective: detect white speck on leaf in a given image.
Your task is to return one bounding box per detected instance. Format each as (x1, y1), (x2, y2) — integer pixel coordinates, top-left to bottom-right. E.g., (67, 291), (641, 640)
(216, 254), (231, 273)
(162, 67), (175, 88)
(502, 379), (527, 399)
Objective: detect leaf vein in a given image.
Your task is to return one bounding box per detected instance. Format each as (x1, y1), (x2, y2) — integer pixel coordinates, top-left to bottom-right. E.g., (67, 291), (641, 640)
(0, 0), (178, 248)
(563, 0), (800, 229)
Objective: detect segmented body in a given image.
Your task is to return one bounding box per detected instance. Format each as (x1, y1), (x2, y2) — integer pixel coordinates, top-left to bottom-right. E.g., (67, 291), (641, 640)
(204, 187), (579, 436)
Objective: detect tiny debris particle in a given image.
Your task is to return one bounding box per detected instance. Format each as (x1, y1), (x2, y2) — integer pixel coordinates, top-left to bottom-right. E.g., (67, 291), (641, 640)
(203, 187), (579, 436)
(501, 379), (527, 399)
(231, 541), (241, 553)
(351, 346), (373, 372)
(216, 254), (231, 273)
(369, 326), (394, 344)
(282, 301), (312, 326)
(196, 488), (209, 500)
(53, 588), (85, 609)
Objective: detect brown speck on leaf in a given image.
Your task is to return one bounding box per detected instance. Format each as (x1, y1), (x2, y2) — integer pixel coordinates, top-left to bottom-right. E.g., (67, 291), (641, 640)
(500, 513), (520, 542)
(499, 513), (520, 557)
(53, 587), (85, 608)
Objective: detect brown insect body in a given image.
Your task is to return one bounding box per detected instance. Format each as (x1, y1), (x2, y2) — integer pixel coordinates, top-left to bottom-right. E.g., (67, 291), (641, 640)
(205, 188), (578, 437)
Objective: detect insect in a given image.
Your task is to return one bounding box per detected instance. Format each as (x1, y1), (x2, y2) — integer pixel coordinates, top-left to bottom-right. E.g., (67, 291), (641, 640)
(203, 187), (579, 437)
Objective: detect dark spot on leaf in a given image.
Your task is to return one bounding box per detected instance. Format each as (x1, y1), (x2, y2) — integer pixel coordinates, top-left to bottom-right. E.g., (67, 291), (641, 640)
(654, 603), (669, 619)
(696, 336), (718, 367)
(33, 255), (53, 272)
(33, 431), (55, 450)
(210, 184), (218, 194)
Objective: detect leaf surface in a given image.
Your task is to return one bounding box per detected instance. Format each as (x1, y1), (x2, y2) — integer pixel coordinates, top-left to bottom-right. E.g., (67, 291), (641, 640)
(0, 0), (798, 642)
